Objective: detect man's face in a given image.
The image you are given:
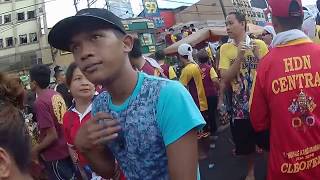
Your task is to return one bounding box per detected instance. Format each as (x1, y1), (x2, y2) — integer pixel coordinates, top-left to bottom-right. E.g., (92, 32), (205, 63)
(261, 30), (273, 45)
(30, 80), (36, 92)
(226, 14), (245, 39)
(57, 72), (66, 84)
(69, 68), (95, 99)
(70, 29), (132, 85)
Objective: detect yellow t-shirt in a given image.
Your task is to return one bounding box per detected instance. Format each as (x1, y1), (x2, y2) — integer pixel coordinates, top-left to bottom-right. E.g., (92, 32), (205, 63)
(219, 39), (268, 119)
(206, 46), (214, 60)
(168, 66), (177, 79)
(171, 34), (177, 43)
(312, 25), (320, 44)
(210, 67), (218, 80)
(180, 63), (208, 111)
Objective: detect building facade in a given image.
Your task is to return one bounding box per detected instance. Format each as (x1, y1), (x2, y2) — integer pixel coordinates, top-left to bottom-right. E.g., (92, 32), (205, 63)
(174, 0), (266, 26)
(250, 0), (267, 9)
(0, 0), (52, 72)
(232, 0), (267, 25)
(107, 0), (133, 19)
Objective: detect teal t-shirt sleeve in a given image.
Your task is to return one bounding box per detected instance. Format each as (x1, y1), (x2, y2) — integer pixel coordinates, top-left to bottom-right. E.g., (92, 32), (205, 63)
(92, 96), (99, 116)
(156, 80), (206, 146)
(91, 93), (106, 116)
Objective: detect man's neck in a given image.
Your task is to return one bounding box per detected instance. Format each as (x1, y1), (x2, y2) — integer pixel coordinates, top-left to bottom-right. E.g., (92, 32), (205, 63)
(234, 32), (247, 45)
(183, 60), (191, 67)
(35, 88), (46, 97)
(137, 56), (146, 70)
(104, 61), (138, 105)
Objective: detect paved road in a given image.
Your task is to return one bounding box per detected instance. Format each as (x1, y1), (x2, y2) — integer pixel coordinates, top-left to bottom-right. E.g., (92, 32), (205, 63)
(199, 128), (268, 180)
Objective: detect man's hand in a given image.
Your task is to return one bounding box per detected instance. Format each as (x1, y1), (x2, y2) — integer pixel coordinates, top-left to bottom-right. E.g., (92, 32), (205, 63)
(75, 112), (121, 153)
(238, 41), (252, 60)
(252, 41), (261, 59)
(217, 98), (225, 111)
(31, 146), (40, 164)
(74, 112), (119, 178)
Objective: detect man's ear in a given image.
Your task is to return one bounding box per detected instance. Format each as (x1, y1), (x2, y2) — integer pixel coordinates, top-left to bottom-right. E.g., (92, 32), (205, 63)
(122, 34), (134, 53)
(0, 148), (11, 178)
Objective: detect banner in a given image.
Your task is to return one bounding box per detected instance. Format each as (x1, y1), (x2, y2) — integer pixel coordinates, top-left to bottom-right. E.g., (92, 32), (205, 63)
(142, 0), (160, 17)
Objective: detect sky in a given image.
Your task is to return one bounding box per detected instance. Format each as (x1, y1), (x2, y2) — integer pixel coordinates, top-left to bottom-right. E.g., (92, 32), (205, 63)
(45, 0), (317, 28)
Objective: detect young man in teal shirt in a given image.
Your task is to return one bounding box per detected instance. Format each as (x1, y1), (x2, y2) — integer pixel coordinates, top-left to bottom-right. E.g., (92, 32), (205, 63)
(49, 8), (205, 179)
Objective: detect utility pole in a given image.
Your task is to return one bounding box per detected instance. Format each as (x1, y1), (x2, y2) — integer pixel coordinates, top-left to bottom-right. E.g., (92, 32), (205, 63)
(219, 0), (227, 19)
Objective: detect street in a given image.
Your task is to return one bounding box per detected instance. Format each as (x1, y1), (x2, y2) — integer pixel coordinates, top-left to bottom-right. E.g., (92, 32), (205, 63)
(199, 128), (268, 180)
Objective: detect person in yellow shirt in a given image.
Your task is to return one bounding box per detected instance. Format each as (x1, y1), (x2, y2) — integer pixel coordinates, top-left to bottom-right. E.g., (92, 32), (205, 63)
(219, 11), (268, 180)
(178, 44), (208, 112)
(154, 50), (177, 80)
(313, 25), (320, 44)
(178, 44), (208, 138)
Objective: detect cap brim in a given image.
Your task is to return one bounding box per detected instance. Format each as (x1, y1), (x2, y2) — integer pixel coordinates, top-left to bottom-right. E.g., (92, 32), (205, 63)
(48, 15), (125, 51)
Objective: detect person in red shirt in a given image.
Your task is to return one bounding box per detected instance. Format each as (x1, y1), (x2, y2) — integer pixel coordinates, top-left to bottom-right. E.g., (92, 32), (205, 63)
(129, 38), (165, 77)
(250, 0), (320, 179)
(197, 49), (219, 139)
(63, 62), (95, 178)
(63, 63), (126, 180)
(165, 28), (176, 46)
(29, 64), (75, 180)
(154, 50), (177, 80)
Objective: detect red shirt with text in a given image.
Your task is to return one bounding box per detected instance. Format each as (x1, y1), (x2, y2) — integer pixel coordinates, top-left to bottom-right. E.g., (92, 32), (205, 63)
(250, 39), (320, 180)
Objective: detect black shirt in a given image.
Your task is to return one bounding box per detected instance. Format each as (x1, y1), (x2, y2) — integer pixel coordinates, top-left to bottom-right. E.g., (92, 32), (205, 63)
(56, 83), (73, 108)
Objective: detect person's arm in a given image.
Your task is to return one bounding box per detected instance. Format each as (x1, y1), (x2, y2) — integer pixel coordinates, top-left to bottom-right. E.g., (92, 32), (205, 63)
(156, 81), (206, 180)
(249, 71), (270, 131)
(217, 79), (227, 110)
(32, 101), (59, 160)
(219, 43), (246, 83)
(252, 40), (269, 60)
(210, 67), (219, 84)
(179, 66), (192, 88)
(34, 127), (58, 152)
(166, 129), (198, 180)
(80, 145), (116, 178)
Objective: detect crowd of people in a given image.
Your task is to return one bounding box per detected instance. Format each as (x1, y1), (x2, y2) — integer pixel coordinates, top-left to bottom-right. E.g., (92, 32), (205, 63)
(0, 0), (320, 180)
(165, 24), (197, 46)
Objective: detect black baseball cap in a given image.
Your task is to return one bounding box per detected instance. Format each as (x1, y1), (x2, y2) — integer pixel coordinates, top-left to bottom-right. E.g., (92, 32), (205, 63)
(48, 8), (126, 51)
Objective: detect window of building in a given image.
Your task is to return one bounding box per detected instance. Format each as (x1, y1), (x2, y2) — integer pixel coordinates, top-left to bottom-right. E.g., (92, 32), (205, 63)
(17, 12), (25, 21)
(0, 39), (3, 48)
(19, 34), (27, 44)
(0, 16), (2, 24)
(4, 14), (11, 23)
(27, 10), (35, 19)
(29, 33), (37, 43)
(6, 37), (13, 47)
